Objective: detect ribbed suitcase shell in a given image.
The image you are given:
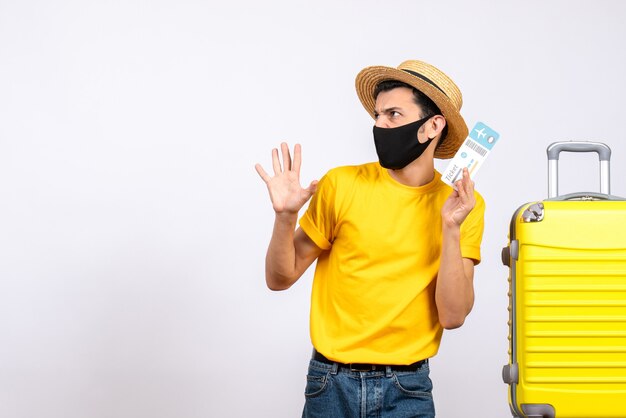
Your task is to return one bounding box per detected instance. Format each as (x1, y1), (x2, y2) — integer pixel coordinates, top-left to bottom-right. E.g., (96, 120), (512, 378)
(505, 200), (626, 417)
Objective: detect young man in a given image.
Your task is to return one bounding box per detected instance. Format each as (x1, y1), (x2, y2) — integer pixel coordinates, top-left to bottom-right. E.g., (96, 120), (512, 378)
(255, 60), (485, 417)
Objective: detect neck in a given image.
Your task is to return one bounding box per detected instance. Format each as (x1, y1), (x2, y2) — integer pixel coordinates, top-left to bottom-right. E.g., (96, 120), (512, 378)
(386, 154), (435, 187)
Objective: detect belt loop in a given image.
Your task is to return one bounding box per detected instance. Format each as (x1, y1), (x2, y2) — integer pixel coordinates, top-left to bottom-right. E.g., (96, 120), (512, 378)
(385, 366), (393, 378)
(331, 362), (339, 375)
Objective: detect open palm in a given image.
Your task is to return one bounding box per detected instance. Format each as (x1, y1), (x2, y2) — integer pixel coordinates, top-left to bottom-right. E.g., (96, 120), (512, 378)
(255, 143), (318, 214)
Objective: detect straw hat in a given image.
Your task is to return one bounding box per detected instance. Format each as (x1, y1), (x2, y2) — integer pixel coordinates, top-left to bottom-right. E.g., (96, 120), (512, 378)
(355, 60), (468, 159)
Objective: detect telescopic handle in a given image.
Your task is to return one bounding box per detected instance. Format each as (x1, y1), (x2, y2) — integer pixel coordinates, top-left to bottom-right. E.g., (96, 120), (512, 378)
(546, 141), (611, 198)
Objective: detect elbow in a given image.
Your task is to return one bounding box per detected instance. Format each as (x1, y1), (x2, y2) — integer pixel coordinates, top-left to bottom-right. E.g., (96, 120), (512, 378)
(438, 307), (471, 330)
(265, 272), (295, 291)
(436, 291), (474, 330)
(439, 315), (466, 330)
(266, 280), (292, 291)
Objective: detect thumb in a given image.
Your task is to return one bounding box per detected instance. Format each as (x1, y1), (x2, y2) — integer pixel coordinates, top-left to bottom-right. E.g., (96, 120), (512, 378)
(304, 180), (319, 197)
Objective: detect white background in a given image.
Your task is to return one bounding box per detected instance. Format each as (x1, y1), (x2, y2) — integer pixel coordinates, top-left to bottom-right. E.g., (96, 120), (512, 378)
(1, 1), (626, 417)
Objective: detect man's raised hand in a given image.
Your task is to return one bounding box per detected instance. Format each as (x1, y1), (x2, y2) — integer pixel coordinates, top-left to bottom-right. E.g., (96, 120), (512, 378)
(255, 143), (318, 214)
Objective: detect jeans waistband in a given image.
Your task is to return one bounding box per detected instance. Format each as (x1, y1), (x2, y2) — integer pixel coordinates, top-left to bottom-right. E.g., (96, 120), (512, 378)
(312, 350), (427, 372)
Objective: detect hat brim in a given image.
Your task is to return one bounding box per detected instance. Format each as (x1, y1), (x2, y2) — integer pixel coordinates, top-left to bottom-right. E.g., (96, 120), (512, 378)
(355, 66), (468, 159)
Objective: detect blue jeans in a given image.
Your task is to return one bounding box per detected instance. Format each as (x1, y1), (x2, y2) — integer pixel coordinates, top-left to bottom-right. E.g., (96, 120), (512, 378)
(302, 358), (435, 418)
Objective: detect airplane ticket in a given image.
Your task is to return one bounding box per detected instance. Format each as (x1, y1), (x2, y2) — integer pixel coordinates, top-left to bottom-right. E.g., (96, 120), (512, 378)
(441, 121), (500, 188)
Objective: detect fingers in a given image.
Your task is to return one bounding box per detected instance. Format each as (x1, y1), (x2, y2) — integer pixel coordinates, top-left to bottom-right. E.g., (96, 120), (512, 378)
(292, 143), (302, 174)
(271, 147), (281, 175)
(254, 163), (271, 183)
(281, 142), (292, 172)
(299, 180), (318, 203)
(306, 179), (318, 195)
(454, 168), (475, 202)
(258, 142), (303, 185)
(270, 142), (296, 175)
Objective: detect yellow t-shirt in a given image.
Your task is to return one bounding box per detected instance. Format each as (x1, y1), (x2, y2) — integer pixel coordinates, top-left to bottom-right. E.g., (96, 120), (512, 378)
(299, 162), (485, 365)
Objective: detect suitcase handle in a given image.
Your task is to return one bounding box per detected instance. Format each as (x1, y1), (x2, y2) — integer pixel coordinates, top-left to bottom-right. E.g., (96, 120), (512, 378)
(546, 141), (611, 198)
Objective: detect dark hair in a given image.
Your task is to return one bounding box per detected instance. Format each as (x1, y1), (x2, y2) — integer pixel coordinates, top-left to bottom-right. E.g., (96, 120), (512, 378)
(373, 80), (449, 146)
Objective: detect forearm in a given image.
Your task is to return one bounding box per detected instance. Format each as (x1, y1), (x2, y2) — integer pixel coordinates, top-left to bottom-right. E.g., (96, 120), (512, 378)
(436, 224), (474, 329)
(265, 212), (300, 290)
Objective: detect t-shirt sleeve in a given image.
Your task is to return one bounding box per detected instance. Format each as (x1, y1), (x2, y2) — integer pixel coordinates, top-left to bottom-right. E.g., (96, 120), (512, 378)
(299, 171), (336, 251)
(460, 191), (485, 264)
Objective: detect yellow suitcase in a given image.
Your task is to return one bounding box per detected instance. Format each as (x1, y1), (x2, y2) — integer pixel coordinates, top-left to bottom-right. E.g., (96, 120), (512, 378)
(502, 142), (626, 418)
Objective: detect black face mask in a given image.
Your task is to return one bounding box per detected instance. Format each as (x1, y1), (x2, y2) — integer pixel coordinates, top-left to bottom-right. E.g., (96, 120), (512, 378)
(373, 116), (435, 169)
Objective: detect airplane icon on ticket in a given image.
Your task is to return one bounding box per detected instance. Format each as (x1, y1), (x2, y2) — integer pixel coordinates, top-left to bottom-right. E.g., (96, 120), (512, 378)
(474, 127), (487, 139)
